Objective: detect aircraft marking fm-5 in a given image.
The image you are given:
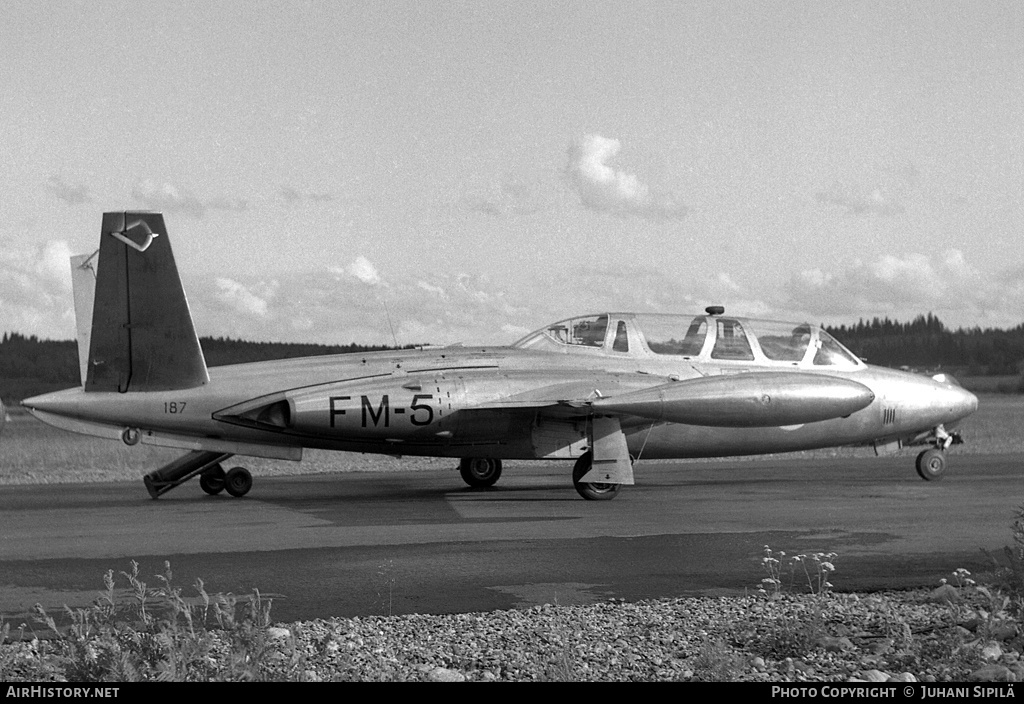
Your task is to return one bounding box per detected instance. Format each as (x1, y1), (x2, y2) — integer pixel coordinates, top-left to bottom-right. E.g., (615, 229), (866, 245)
(23, 212), (979, 500)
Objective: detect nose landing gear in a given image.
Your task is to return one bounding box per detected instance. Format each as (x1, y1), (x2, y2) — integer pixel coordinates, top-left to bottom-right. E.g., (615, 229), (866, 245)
(914, 424), (963, 481)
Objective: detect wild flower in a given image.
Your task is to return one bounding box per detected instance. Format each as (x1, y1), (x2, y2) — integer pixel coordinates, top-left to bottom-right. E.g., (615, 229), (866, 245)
(952, 568), (976, 588)
(758, 546), (784, 596)
(757, 546), (837, 598)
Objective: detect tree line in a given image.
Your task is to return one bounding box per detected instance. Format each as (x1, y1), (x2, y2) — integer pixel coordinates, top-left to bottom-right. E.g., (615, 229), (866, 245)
(0, 333), (415, 405)
(824, 314), (1024, 376)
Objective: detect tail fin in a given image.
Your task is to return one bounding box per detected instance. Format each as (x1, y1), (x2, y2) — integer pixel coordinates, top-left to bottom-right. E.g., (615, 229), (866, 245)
(82, 212), (208, 392)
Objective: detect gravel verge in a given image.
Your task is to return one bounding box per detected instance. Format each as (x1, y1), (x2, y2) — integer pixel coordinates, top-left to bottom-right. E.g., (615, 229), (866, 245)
(5, 587), (1019, 682)
(253, 589), (1022, 682)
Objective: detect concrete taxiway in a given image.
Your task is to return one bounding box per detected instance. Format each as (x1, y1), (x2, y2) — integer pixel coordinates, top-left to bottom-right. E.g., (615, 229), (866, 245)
(0, 455), (1019, 624)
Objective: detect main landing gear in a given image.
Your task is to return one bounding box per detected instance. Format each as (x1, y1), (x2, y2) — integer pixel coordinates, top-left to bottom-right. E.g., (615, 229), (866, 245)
(199, 464), (253, 497)
(572, 451), (621, 501)
(457, 453), (627, 500)
(914, 424), (964, 482)
(459, 458), (502, 488)
(143, 450), (253, 499)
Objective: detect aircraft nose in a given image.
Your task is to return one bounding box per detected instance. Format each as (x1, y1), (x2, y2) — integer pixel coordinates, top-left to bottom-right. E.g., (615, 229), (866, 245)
(932, 374), (978, 422)
(957, 385), (979, 419)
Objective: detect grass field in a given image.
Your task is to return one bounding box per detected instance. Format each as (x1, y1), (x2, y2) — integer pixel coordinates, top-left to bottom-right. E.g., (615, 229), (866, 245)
(0, 394), (1019, 486)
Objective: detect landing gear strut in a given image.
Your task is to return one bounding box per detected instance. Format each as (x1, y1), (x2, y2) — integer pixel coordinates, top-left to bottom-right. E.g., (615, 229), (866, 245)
(459, 458), (502, 488)
(914, 424), (962, 482)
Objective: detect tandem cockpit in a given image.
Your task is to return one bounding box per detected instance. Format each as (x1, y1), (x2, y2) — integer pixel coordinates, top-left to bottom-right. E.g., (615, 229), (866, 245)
(512, 307), (864, 370)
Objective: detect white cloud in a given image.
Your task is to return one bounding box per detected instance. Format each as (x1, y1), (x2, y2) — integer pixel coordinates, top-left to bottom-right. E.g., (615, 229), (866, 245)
(0, 239), (76, 338)
(46, 176), (92, 205)
(565, 134), (687, 220)
(806, 253), (958, 308)
(777, 249), (1024, 328)
(347, 256), (381, 286)
(132, 180), (247, 219)
(417, 280), (446, 297)
(716, 272), (742, 292)
(10, 243), (1024, 346)
(214, 277), (271, 316)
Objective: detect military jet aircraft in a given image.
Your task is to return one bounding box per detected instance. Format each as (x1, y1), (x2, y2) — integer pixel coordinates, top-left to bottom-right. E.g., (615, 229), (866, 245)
(22, 212), (979, 501)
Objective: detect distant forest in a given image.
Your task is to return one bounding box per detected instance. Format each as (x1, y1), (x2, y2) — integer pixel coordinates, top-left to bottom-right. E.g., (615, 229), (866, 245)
(0, 333), (414, 405)
(823, 314), (1024, 376)
(2, 314), (1024, 404)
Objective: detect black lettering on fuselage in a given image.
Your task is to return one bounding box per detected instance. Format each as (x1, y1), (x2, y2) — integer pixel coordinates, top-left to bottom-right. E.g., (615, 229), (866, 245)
(362, 395), (390, 427)
(410, 394), (434, 426)
(329, 396), (351, 428)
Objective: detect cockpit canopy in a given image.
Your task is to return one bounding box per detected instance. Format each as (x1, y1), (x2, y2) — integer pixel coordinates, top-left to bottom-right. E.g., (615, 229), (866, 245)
(512, 312), (863, 369)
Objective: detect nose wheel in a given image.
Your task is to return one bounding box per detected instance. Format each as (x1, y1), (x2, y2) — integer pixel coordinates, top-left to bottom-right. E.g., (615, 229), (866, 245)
(915, 448), (946, 481)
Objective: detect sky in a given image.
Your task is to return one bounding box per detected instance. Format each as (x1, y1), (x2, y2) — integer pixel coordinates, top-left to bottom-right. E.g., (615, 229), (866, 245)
(1, 1), (1022, 346)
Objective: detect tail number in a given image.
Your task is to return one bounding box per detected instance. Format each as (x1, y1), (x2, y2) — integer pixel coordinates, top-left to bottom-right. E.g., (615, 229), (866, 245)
(163, 402), (187, 414)
(330, 394), (435, 428)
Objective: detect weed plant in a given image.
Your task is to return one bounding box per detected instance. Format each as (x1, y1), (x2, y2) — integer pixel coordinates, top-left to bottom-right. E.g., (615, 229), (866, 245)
(0, 561), (305, 682)
(749, 546), (839, 659)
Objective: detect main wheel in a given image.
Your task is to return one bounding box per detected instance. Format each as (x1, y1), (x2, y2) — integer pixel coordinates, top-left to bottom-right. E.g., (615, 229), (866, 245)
(572, 452), (620, 501)
(916, 449), (946, 481)
(459, 458), (502, 488)
(199, 463), (227, 495)
(225, 466), (253, 497)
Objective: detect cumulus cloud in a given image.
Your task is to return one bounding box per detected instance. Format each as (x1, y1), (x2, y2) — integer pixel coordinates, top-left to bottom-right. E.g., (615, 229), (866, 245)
(132, 180), (248, 219)
(565, 134), (687, 220)
(417, 280), (446, 297)
(214, 277), (272, 316)
(346, 256), (381, 286)
(775, 248), (1024, 328)
(46, 176), (91, 205)
(815, 164), (920, 217)
(0, 239), (76, 338)
(787, 253), (959, 313)
(183, 266), (540, 346)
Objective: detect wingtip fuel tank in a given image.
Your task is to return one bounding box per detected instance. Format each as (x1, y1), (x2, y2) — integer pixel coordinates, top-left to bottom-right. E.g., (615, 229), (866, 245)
(592, 372), (876, 428)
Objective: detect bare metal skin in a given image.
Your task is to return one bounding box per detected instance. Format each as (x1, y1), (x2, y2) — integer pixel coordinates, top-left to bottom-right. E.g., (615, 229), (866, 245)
(23, 213), (978, 501)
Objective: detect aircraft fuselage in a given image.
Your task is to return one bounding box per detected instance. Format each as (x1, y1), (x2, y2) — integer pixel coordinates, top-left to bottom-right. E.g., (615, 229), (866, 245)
(26, 342), (977, 462)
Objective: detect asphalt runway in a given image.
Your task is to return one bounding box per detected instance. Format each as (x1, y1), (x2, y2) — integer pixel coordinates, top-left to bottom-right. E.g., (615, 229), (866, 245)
(1, 454), (1021, 625)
